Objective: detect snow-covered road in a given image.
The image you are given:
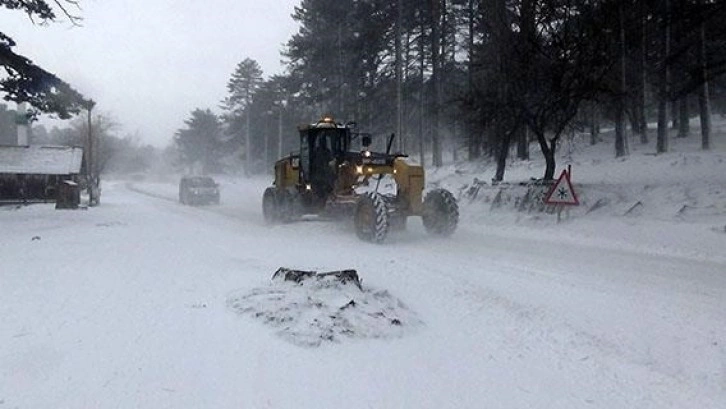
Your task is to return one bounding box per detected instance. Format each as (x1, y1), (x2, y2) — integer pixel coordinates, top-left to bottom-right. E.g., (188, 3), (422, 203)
(2, 179), (724, 408)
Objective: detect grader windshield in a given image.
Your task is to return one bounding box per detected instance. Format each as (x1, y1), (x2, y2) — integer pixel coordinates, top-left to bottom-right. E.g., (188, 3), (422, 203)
(299, 125), (351, 190)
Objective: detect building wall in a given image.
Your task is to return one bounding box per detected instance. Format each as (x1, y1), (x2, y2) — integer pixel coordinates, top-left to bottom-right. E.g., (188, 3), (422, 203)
(0, 174), (66, 201)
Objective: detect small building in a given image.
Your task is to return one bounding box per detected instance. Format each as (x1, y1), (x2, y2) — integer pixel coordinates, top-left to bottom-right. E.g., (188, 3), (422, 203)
(0, 145), (84, 204)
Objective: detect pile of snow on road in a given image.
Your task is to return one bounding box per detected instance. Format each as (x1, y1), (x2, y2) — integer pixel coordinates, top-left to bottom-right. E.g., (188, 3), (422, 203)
(227, 269), (423, 347)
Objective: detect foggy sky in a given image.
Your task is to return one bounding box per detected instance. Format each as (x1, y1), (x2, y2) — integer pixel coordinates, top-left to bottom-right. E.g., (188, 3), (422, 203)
(0, 0), (300, 147)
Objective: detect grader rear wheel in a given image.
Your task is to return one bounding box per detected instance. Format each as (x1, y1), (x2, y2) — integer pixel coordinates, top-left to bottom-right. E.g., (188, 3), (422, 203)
(354, 192), (389, 243)
(276, 189), (296, 223)
(422, 189), (459, 236)
(262, 187), (279, 224)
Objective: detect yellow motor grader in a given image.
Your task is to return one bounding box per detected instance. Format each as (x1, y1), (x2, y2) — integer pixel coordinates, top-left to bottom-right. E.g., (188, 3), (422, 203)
(262, 115), (458, 243)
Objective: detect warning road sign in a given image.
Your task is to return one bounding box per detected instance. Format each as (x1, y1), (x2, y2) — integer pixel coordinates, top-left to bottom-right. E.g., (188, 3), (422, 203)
(544, 169), (579, 206)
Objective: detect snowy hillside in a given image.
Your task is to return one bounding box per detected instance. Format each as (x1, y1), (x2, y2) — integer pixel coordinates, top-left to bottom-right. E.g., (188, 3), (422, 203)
(1, 125), (725, 409)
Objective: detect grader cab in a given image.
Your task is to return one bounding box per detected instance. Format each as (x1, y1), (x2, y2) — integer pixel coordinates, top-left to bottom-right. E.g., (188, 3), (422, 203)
(262, 115), (458, 243)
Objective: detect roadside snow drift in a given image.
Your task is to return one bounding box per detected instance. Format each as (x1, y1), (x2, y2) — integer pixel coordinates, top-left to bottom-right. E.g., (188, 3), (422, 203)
(227, 268), (423, 347)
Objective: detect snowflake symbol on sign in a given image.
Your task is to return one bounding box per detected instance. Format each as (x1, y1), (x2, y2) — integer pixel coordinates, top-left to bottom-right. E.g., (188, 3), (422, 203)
(557, 188), (569, 199)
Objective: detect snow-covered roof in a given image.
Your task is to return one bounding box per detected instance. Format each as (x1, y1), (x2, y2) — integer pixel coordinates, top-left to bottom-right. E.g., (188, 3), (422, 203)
(0, 145), (84, 175)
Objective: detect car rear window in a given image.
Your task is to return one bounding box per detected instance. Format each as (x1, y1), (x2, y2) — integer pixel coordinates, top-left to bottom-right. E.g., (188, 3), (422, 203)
(188, 177), (216, 187)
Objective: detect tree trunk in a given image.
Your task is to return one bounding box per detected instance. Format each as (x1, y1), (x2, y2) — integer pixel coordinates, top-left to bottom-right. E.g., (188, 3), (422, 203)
(419, 21), (426, 167)
(517, 126), (529, 160)
(656, 0), (670, 154)
(466, 0), (480, 160)
(657, 97), (669, 153)
(492, 0), (508, 181)
(628, 108), (641, 136)
(698, 14), (711, 150)
(431, 0), (443, 167)
(404, 29), (412, 154)
(493, 124), (511, 182)
(615, 116), (628, 157)
(536, 132), (556, 180)
(448, 0), (458, 162)
(638, 0), (649, 144)
(452, 121), (458, 161)
(670, 100), (678, 129)
(395, 0), (404, 152)
(677, 96), (689, 138)
(336, 23), (345, 117)
(615, 2), (629, 158)
(590, 104), (600, 145)
(518, 0), (534, 161)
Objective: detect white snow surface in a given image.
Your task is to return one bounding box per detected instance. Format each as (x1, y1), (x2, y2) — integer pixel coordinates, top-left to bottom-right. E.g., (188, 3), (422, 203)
(2, 128), (726, 408)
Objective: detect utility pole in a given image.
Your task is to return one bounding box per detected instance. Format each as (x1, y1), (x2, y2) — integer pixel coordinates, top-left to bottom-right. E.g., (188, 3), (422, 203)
(85, 99), (98, 205)
(278, 101), (284, 160)
(245, 103), (251, 175)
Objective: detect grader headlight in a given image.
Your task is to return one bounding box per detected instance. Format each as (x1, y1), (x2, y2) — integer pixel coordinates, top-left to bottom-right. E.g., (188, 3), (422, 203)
(355, 165), (364, 175)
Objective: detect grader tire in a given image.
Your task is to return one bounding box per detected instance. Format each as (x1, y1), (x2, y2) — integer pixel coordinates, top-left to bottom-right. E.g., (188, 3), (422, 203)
(276, 189), (296, 223)
(262, 187), (279, 224)
(355, 192), (389, 243)
(422, 188), (459, 236)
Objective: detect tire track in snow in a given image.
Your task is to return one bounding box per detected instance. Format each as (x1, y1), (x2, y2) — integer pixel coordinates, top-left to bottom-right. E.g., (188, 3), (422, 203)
(387, 246), (725, 408)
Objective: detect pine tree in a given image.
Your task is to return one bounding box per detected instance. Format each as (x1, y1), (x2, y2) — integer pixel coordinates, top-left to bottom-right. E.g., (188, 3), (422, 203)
(0, 0), (89, 118)
(223, 58), (263, 174)
(174, 109), (223, 174)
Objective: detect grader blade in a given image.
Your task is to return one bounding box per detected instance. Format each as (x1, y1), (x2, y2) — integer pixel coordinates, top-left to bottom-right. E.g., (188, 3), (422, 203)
(272, 267), (362, 290)
(272, 267), (316, 283)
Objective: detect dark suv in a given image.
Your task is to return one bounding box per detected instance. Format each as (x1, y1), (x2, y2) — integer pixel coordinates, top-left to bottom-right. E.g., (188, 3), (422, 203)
(179, 176), (220, 205)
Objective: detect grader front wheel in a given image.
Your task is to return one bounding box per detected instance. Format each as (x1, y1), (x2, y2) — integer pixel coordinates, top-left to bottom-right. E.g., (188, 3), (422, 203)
(422, 189), (459, 236)
(354, 192), (389, 243)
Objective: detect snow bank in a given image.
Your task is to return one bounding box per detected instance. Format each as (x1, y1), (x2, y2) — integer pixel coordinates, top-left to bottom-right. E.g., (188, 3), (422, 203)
(227, 269), (423, 347)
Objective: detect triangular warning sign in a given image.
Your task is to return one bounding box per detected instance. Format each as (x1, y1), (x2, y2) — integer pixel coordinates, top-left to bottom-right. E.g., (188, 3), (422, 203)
(544, 170), (579, 205)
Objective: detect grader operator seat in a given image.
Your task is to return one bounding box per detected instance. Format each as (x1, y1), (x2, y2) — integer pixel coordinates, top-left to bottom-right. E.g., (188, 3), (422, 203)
(310, 132), (335, 197)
